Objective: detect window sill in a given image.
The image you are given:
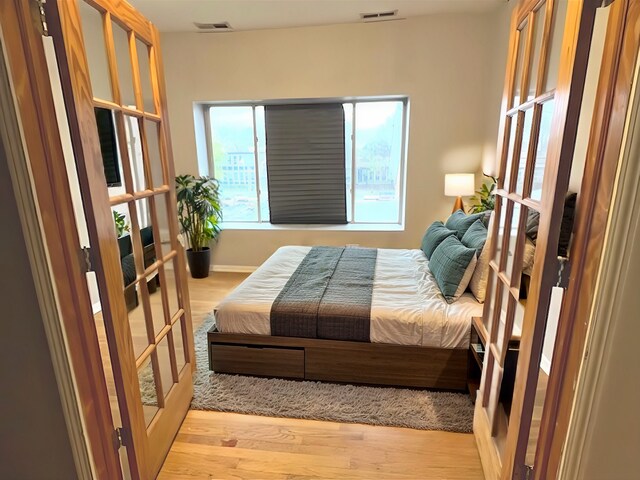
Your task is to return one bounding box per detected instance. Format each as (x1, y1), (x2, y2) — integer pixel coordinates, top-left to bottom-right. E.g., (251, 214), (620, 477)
(219, 222), (405, 232)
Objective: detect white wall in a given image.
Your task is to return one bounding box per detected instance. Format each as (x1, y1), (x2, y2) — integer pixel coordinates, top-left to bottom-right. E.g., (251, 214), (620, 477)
(161, 12), (506, 266)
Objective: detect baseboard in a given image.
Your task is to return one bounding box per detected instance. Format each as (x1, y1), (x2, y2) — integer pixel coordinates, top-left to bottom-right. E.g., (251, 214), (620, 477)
(541, 354), (552, 376)
(210, 265), (257, 273)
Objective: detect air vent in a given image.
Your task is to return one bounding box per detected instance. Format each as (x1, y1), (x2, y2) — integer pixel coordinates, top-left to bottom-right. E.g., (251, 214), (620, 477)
(360, 10), (399, 22)
(194, 21), (233, 32)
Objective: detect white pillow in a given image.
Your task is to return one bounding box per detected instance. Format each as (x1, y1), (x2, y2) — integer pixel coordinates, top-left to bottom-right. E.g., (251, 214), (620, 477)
(469, 211), (495, 303)
(454, 255), (478, 301)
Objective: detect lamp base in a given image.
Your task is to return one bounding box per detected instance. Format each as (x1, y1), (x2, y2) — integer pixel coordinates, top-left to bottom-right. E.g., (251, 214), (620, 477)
(452, 197), (465, 213)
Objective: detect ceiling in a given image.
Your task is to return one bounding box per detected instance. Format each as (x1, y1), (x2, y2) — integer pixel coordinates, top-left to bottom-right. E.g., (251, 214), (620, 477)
(128, 0), (506, 33)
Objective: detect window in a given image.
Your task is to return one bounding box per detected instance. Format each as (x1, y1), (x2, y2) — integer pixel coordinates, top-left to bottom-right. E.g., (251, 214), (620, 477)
(206, 98), (408, 226)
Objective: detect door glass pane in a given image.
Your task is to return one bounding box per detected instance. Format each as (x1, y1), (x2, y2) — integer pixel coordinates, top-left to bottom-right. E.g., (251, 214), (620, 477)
(135, 197), (153, 260)
(531, 99), (555, 201)
(254, 106), (270, 221)
(143, 120), (165, 189)
(484, 269), (500, 334)
(505, 203), (523, 279)
(163, 261), (181, 320)
(512, 22), (529, 107)
(354, 101), (403, 223)
(138, 356), (159, 426)
(172, 317), (187, 373)
(144, 269), (166, 336)
(124, 115), (148, 192)
(111, 21), (136, 108)
(495, 282), (512, 350)
(503, 114), (519, 191)
(155, 194), (174, 259)
(527, 3), (547, 100)
(516, 108), (534, 196)
(210, 106), (259, 222)
(95, 108), (126, 192)
(135, 38), (155, 112)
(543, 0), (569, 92)
(494, 200), (510, 267)
(525, 287), (563, 464)
(156, 335), (176, 398)
(78, 1), (112, 101)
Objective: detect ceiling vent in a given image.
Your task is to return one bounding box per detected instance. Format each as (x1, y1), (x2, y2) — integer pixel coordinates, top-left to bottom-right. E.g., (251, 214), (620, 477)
(360, 10), (399, 22)
(194, 21), (233, 32)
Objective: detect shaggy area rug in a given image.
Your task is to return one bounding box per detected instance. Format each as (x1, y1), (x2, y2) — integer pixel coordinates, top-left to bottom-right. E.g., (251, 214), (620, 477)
(142, 315), (475, 433)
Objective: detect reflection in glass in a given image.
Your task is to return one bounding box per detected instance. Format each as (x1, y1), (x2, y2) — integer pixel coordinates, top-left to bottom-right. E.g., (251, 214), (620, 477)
(254, 106), (270, 222)
(112, 21), (136, 107)
(496, 282), (512, 350)
(172, 317), (187, 374)
(163, 261), (180, 320)
(516, 109), (534, 195)
(78, 1), (112, 101)
(484, 270), (500, 334)
(512, 22), (529, 107)
(135, 38), (155, 112)
(210, 106), (259, 222)
(543, 0), (569, 92)
(531, 99), (555, 201)
(145, 269), (165, 336)
(95, 108), (123, 188)
(494, 201), (510, 268)
(124, 116), (147, 192)
(137, 356), (159, 426)
(154, 194), (173, 259)
(527, 3), (547, 100)
(503, 115), (519, 192)
(505, 203), (523, 278)
(353, 101), (403, 223)
(156, 335), (175, 399)
(134, 198), (155, 269)
(143, 120), (164, 189)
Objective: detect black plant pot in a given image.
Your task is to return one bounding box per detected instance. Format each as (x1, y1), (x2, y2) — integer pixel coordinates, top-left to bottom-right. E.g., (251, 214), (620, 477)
(186, 247), (211, 278)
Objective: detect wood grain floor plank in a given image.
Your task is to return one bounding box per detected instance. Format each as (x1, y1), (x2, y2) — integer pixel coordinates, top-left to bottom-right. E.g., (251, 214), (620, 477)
(158, 273), (485, 479)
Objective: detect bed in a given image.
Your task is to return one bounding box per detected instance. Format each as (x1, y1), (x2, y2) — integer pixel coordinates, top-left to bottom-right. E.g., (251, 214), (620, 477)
(208, 245), (483, 390)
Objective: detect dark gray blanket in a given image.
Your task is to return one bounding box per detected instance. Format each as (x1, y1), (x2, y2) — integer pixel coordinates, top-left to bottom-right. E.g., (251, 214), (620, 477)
(270, 246), (377, 342)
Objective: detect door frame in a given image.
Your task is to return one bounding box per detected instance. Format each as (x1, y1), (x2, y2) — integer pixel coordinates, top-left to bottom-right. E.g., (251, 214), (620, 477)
(0, 0), (122, 477)
(533, 0), (636, 477)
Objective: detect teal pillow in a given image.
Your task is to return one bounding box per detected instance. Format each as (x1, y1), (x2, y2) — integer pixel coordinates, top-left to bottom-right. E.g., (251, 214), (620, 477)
(429, 235), (477, 303)
(421, 222), (456, 259)
(461, 219), (488, 257)
(445, 210), (485, 239)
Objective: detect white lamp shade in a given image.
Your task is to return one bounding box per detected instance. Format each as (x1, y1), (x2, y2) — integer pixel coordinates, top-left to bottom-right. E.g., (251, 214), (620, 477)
(444, 174), (475, 197)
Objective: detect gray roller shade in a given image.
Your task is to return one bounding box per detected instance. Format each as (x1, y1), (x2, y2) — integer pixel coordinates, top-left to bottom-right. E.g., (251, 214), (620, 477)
(265, 104), (347, 224)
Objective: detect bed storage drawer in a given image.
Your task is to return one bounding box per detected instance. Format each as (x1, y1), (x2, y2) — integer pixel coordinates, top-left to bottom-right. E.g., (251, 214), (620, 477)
(210, 344), (304, 379)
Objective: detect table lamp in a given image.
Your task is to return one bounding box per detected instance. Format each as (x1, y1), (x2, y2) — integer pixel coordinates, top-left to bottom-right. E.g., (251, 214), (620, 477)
(445, 173), (475, 213)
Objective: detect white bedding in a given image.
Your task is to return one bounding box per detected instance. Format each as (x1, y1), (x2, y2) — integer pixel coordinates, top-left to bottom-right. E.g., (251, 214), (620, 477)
(214, 246), (483, 349)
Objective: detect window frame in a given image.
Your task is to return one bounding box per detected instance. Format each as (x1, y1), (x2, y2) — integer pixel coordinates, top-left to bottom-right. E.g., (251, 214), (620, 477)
(201, 96), (409, 227)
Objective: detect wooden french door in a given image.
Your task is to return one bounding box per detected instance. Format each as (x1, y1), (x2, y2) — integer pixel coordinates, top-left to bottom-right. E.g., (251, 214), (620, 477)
(475, 0), (602, 479)
(44, 1), (194, 478)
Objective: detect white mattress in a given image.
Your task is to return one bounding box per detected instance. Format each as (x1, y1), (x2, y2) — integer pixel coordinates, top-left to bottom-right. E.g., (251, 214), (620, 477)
(214, 246), (483, 349)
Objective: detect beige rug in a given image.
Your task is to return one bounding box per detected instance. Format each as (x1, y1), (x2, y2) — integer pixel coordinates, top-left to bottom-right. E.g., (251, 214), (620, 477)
(142, 315), (475, 433)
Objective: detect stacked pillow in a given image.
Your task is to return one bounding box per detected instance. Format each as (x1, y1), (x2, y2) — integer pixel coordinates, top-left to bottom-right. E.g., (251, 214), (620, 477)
(421, 209), (493, 304)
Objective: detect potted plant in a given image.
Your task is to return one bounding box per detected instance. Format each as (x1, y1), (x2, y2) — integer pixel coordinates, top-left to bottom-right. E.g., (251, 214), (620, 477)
(469, 175), (497, 213)
(113, 210), (130, 237)
(176, 174), (223, 278)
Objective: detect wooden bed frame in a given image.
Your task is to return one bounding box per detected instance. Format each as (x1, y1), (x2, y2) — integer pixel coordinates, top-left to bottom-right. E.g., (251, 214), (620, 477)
(208, 327), (469, 390)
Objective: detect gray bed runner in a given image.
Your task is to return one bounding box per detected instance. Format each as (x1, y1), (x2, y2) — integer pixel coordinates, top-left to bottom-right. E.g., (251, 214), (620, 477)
(270, 246), (377, 342)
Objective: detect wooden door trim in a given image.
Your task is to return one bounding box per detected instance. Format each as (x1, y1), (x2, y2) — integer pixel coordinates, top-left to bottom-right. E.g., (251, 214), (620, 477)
(0, 1), (122, 478)
(534, 1), (636, 477)
(45, 2), (149, 477)
(501, 1), (601, 477)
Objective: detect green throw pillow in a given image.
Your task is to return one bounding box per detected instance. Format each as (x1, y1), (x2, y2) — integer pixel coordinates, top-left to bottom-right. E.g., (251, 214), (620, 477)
(445, 210), (485, 239)
(421, 221), (456, 260)
(429, 235), (477, 303)
(461, 219), (488, 257)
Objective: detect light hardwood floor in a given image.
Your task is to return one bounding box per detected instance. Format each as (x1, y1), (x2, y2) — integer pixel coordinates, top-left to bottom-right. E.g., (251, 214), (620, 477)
(156, 273), (485, 479)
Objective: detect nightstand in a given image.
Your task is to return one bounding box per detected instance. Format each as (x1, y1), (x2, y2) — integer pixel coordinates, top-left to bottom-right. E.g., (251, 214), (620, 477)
(468, 316), (487, 402)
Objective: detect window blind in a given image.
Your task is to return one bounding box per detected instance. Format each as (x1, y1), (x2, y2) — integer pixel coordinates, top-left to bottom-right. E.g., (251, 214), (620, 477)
(265, 103), (347, 224)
